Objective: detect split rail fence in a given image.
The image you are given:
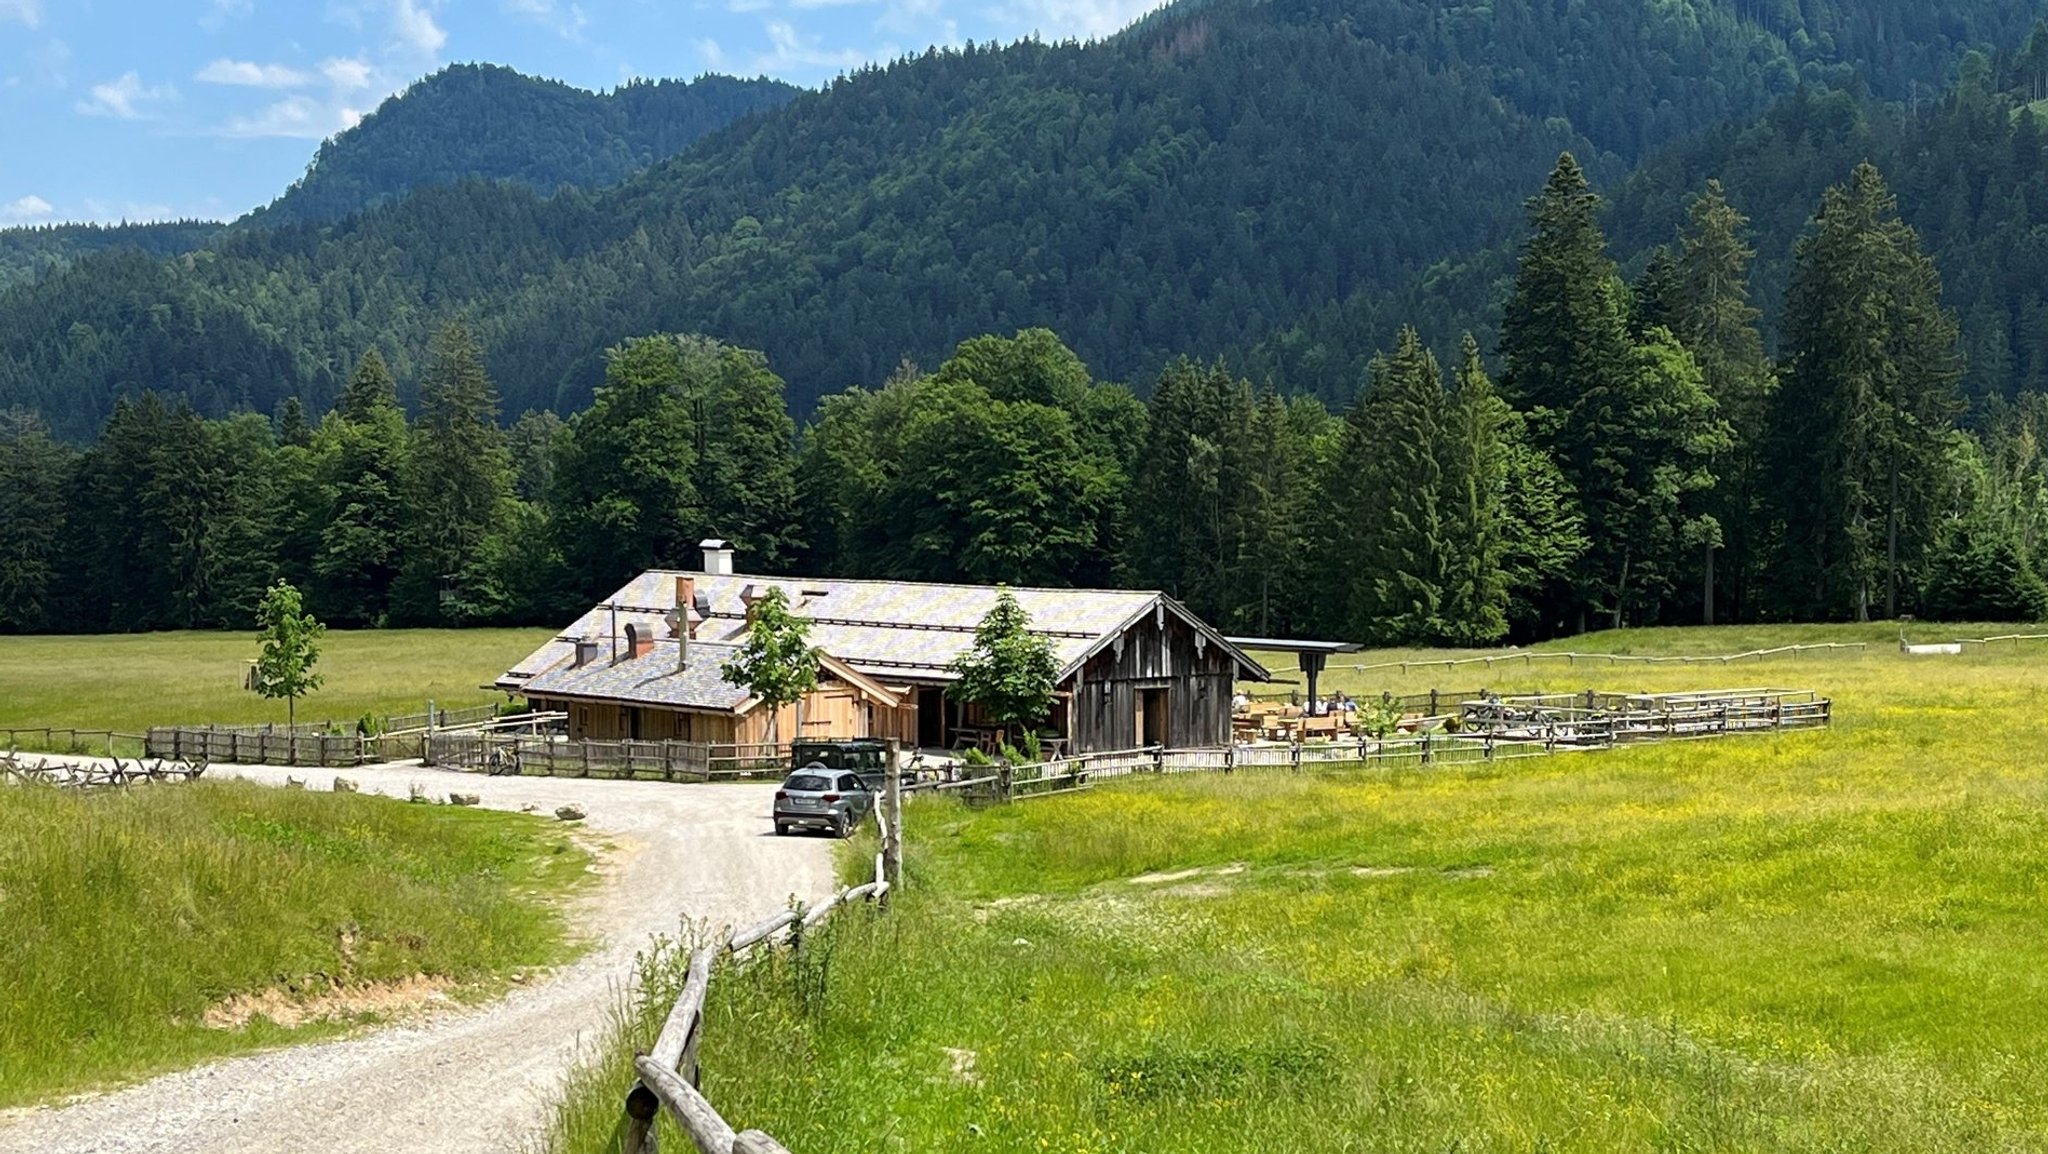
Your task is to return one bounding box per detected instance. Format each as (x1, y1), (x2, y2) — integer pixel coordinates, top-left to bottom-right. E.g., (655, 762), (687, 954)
(943, 687), (1832, 802)
(1, 749), (209, 788)
(620, 766), (904, 1154)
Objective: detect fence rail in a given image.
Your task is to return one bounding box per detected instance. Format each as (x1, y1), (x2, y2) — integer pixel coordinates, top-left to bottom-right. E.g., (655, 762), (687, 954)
(2, 750), (209, 788)
(2, 727), (145, 757)
(620, 757), (903, 1154)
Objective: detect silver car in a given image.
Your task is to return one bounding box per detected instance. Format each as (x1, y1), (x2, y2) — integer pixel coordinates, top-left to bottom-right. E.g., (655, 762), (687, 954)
(773, 767), (874, 838)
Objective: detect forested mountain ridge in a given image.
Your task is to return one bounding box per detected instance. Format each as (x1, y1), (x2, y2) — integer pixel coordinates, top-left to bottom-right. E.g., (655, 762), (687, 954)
(248, 65), (802, 227)
(3, 0), (2044, 438)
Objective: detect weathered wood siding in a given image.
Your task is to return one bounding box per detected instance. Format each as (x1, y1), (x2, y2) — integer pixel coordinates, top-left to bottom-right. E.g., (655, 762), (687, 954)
(1067, 603), (1236, 752)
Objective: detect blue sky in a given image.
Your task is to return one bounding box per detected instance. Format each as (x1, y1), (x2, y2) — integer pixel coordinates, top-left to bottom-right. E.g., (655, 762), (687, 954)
(0, 0), (1161, 226)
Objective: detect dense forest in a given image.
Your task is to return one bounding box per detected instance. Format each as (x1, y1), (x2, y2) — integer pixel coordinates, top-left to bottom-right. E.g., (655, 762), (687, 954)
(3, 0), (2045, 440)
(6, 152), (2046, 642)
(247, 67), (800, 227)
(0, 68), (794, 303)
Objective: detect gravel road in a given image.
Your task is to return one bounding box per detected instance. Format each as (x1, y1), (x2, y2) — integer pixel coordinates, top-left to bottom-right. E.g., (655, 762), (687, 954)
(0, 761), (836, 1154)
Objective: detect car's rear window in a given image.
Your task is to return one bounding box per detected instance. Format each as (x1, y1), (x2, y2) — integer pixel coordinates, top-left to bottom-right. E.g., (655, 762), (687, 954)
(784, 774), (831, 792)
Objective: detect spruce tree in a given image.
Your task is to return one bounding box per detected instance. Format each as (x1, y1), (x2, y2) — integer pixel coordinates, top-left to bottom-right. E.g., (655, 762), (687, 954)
(392, 321), (512, 624)
(1770, 163), (1964, 620)
(1673, 180), (1774, 623)
(1501, 153), (1638, 442)
(1340, 327), (1451, 645)
(1128, 358), (1254, 625)
(1439, 335), (1512, 645)
(315, 350), (410, 626)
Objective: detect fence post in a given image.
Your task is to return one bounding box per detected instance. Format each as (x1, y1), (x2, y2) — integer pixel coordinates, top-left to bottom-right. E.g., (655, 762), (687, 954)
(997, 761), (1013, 802)
(1224, 743), (1235, 774)
(1422, 731), (1433, 766)
(1429, 688), (1439, 716)
(884, 739), (903, 893)
(1152, 745), (1164, 774)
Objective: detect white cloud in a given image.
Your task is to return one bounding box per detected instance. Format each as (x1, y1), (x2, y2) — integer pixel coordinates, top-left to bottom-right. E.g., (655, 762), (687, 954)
(321, 55), (376, 89)
(756, 20), (867, 72)
(1, 195), (54, 223)
(221, 93), (366, 139)
(197, 58), (314, 88)
(696, 38), (725, 69)
(200, 0), (255, 29)
(0, 0), (39, 28)
(76, 72), (177, 119)
(502, 0), (588, 40)
(391, 0), (447, 56)
(992, 0), (1161, 39)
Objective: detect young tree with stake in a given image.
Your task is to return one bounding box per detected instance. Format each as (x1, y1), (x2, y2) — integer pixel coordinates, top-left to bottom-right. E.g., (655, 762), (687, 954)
(721, 585), (818, 750)
(251, 580), (325, 763)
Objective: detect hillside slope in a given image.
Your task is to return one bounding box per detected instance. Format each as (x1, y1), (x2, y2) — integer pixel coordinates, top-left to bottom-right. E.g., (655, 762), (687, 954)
(2, 0), (2040, 436)
(249, 65), (801, 227)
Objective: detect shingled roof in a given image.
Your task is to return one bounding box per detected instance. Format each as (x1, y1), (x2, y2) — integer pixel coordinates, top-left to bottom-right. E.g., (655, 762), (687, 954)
(499, 571), (1268, 695)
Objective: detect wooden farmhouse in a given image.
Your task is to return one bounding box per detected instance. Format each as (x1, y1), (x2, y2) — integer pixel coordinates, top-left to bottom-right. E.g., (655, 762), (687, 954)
(496, 541), (1270, 754)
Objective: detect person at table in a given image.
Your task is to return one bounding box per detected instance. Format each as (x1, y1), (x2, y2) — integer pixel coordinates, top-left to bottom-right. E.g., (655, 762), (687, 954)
(1231, 691), (1250, 713)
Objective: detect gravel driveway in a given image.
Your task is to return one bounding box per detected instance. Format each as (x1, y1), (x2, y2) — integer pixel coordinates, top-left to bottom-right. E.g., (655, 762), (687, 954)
(0, 761), (836, 1154)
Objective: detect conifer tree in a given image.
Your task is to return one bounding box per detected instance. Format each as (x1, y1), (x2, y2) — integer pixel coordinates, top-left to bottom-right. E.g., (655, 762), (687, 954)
(1127, 358), (1254, 625)
(1672, 180), (1774, 623)
(1339, 328), (1451, 645)
(392, 321), (512, 624)
(315, 350), (410, 626)
(1439, 335), (1512, 645)
(1770, 163), (1964, 620)
(1501, 154), (1638, 443)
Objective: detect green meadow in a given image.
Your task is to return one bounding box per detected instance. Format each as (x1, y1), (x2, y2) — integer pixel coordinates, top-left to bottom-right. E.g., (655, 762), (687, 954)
(0, 778), (589, 1107)
(0, 628), (553, 743)
(565, 622), (2048, 1153)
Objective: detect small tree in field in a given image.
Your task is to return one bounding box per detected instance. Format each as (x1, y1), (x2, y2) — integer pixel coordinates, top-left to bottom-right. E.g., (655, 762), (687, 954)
(252, 581), (325, 755)
(721, 585), (818, 750)
(949, 588), (1058, 748)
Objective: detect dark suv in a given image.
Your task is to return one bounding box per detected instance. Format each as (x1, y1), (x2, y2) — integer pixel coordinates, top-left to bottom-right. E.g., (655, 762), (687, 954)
(788, 739), (901, 791)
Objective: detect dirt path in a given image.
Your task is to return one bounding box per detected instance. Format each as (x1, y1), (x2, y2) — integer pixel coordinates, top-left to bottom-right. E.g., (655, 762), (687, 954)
(0, 762), (836, 1154)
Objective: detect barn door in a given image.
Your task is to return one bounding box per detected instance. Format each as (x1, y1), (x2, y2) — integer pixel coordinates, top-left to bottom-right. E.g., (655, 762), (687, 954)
(1138, 688), (1169, 748)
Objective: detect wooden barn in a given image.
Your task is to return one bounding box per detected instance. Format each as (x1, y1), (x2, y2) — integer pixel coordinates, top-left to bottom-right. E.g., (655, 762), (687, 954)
(497, 541), (1269, 754)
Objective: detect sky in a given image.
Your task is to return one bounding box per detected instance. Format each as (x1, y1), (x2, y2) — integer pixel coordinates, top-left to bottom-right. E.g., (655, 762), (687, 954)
(0, 0), (1162, 226)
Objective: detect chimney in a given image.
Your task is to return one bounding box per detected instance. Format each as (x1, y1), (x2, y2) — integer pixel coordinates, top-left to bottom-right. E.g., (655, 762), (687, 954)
(672, 576), (698, 670)
(623, 622), (655, 661)
(572, 637), (603, 669)
(700, 538), (734, 576)
(740, 583), (763, 625)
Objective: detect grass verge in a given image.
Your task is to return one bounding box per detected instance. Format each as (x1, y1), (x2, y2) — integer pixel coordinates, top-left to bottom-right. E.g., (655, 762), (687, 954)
(0, 628), (553, 743)
(0, 778), (589, 1107)
(531, 623), (2048, 1153)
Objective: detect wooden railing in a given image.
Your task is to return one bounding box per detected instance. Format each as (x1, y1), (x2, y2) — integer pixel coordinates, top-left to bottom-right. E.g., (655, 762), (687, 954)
(1, 750), (208, 788)
(2, 726), (145, 758)
(621, 769), (904, 1154)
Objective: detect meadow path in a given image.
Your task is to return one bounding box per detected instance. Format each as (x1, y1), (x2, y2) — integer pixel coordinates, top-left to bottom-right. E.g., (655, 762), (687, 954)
(0, 762), (836, 1154)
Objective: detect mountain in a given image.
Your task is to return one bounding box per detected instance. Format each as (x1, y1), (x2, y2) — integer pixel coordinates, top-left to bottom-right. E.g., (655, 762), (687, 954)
(3, 0), (2043, 438)
(248, 65), (802, 227)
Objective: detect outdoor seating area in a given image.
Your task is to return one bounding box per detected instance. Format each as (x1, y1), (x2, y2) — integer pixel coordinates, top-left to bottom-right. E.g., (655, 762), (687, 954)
(1231, 695), (1405, 744)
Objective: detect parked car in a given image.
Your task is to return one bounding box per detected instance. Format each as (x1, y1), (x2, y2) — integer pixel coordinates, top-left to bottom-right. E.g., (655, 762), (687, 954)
(789, 738), (913, 790)
(773, 767), (875, 838)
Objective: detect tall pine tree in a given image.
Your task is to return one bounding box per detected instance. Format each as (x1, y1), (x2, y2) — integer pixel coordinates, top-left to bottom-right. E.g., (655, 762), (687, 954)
(392, 322), (512, 624)
(1769, 163), (1964, 620)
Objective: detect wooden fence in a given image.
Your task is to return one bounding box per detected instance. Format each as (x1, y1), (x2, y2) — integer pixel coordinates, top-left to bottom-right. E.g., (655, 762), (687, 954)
(620, 767), (904, 1154)
(423, 732), (795, 781)
(2, 726), (145, 758)
(951, 686), (1833, 803)
(146, 726), (372, 768)
(1, 750), (208, 788)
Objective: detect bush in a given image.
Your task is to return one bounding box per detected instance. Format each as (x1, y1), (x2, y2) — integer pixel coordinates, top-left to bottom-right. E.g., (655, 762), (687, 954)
(1920, 522), (2048, 622)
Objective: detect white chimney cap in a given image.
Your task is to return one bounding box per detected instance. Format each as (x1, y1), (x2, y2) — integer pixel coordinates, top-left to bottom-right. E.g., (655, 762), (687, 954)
(700, 538), (735, 575)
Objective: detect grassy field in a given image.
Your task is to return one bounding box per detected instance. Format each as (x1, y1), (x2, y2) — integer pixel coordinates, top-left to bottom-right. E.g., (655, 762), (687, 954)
(0, 778), (589, 1107)
(0, 629), (553, 740)
(560, 622), (2048, 1154)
